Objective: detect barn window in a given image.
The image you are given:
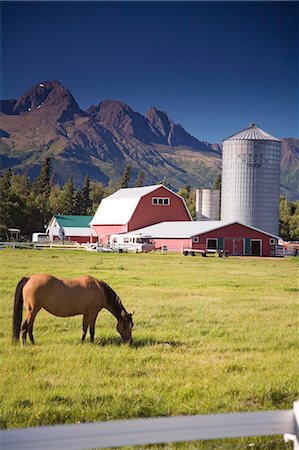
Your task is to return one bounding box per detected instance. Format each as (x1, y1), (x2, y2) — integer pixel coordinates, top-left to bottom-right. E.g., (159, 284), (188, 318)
(269, 238), (275, 245)
(207, 238), (217, 250)
(152, 197), (170, 206)
(192, 236), (199, 243)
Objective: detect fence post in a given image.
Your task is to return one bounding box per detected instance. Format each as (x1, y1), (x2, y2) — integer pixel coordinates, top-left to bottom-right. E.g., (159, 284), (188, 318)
(294, 400), (299, 450)
(284, 400), (299, 449)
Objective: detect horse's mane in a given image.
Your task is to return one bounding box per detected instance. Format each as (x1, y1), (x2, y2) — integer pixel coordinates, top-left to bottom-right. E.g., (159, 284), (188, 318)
(99, 281), (125, 319)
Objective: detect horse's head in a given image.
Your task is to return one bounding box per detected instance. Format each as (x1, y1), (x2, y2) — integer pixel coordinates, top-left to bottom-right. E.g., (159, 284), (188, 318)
(117, 310), (134, 344)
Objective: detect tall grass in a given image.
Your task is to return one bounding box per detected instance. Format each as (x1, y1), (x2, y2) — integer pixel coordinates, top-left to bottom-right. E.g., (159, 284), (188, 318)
(0, 249), (298, 449)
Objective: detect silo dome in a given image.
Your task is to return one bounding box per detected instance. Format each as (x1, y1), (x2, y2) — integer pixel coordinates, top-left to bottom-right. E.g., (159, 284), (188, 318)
(221, 123), (281, 236)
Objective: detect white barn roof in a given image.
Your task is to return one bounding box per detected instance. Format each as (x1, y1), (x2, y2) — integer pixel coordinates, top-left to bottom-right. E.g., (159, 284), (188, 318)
(90, 185), (183, 226)
(134, 221), (280, 239)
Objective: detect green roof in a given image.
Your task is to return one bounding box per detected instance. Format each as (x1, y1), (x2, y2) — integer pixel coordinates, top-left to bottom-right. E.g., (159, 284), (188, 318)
(55, 215), (93, 228)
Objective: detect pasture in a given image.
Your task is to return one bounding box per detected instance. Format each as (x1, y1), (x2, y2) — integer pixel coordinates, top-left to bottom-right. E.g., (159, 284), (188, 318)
(0, 249), (298, 449)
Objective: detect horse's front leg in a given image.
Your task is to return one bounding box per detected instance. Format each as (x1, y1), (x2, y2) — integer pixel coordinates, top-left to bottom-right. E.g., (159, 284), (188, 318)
(89, 313), (98, 343)
(82, 315), (89, 343)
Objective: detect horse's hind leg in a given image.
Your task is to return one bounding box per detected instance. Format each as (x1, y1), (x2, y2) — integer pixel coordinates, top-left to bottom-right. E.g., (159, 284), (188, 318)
(22, 320), (28, 345)
(27, 309), (40, 344)
(22, 307), (40, 345)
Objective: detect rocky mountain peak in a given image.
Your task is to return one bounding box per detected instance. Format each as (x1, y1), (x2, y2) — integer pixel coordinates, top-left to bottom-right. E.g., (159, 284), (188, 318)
(146, 106), (212, 151)
(145, 107), (174, 143)
(87, 100), (134, 126)
(87, 100), (162, 144)
(1, 80), (85, 123)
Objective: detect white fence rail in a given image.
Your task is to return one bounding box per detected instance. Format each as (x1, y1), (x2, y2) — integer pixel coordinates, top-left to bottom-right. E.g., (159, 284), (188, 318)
(0, 242), (85, 251)
(1, 401), (298, 450)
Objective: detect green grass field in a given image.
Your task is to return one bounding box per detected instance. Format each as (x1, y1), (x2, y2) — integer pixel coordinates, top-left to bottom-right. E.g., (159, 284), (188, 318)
(0, 249), (298, 449)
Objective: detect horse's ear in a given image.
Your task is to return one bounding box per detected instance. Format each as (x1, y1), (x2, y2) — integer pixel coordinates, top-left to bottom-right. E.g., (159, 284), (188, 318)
(121, 310), (126, 318)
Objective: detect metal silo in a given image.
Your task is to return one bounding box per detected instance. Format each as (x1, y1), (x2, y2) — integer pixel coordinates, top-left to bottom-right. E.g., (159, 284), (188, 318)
(221, 123), (281, 236)
(196, 189), (220, 221)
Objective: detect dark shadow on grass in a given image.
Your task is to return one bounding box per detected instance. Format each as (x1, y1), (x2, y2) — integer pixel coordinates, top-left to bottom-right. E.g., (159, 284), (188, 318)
(95, 336), (183, 348)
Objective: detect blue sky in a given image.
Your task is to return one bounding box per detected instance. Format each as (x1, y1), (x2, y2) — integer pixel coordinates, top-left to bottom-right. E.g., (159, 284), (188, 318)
(1, 1), (298, 142)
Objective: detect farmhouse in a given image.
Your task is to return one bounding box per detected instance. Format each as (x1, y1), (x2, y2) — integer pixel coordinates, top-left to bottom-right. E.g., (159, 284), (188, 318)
(132, 221), (280, 257)
(90, 185), (192, 244)
(47, 215), (97, 243)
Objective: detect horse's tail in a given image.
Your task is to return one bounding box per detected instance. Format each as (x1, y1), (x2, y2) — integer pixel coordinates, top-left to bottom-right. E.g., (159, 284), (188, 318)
(12, 277), (29, 343)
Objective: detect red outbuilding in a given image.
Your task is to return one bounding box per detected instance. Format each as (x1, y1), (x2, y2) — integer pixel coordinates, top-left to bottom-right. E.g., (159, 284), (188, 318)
(90, 185), (192, 244)
(133, 221), (280, 257)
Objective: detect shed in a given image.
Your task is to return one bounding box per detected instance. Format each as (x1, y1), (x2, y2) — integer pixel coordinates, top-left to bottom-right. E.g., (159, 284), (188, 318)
(133, 221), (280, 256)
(47, 215), (97, 243)
(90, 185), (192, 244)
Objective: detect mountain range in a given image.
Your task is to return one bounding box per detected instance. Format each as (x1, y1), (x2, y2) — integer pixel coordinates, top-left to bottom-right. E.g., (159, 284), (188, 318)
(0, 80), (298, 199)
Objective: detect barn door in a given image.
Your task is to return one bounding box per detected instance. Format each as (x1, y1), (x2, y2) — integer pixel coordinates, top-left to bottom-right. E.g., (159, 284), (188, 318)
(251, 240), (261, 256)
(245, 238), (251, 255)
(233, 238), (243, 255)
(218, 237), (224, 250)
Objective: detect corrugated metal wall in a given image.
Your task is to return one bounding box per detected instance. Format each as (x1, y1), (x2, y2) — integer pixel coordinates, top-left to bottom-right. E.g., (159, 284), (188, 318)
(221, 126), (281, 236)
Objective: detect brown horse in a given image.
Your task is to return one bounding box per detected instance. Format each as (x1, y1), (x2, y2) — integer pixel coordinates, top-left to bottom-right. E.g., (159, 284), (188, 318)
(12, 274), (134, 345)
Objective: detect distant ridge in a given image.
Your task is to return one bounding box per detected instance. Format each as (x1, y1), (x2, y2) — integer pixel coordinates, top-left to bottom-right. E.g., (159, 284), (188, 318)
(0, 80), (298, 199)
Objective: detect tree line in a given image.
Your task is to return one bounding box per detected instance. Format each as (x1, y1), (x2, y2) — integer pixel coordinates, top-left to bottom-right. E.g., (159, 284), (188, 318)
(0, 159), (298, 241)
(0, 160), (145, 240)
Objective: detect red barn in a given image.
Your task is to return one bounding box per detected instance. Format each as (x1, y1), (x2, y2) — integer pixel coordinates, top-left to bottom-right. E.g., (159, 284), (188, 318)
(134, 221), (280, 256)
(90, 185), (192, 244)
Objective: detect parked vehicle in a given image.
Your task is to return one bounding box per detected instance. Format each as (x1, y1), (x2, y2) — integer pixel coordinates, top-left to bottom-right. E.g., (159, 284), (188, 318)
(32, 232), (50, 243)
(109, 233), (155, 253)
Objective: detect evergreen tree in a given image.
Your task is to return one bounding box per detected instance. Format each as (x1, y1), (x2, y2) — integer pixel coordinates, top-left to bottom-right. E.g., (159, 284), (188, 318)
(0, 170), (17, 229)
(34, 157), (51, 196)
(0, 170), (12, 225)
(119, 164), (131, 188)
(61, 177), (75, 215)
(213, 174), (222, 217)
(1, 168), (12, 193)
(73, 189), (84, 215)
(31, 158), (52, 231)
(279, 196), (299, 240)
(82, 175), (92, 214)
(135, 170), (144, 187)
(0, 171), (32, 237)
(177, 185), (195, 219)
(288, 202), (299, 240)
(214, 174), (221, 191)
(90, 182), (106, 213)
(49, 185), (64, 215)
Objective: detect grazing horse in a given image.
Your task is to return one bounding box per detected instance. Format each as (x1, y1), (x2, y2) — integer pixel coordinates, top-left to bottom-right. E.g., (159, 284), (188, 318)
(12, 274), (134, 345)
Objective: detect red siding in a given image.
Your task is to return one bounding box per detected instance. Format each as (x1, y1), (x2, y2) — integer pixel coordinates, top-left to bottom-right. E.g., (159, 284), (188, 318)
(192, 223), (276, 256)
(152, 223), (277, 256)
(53, 236), (98, 244)
(129, 186), (191, 231)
